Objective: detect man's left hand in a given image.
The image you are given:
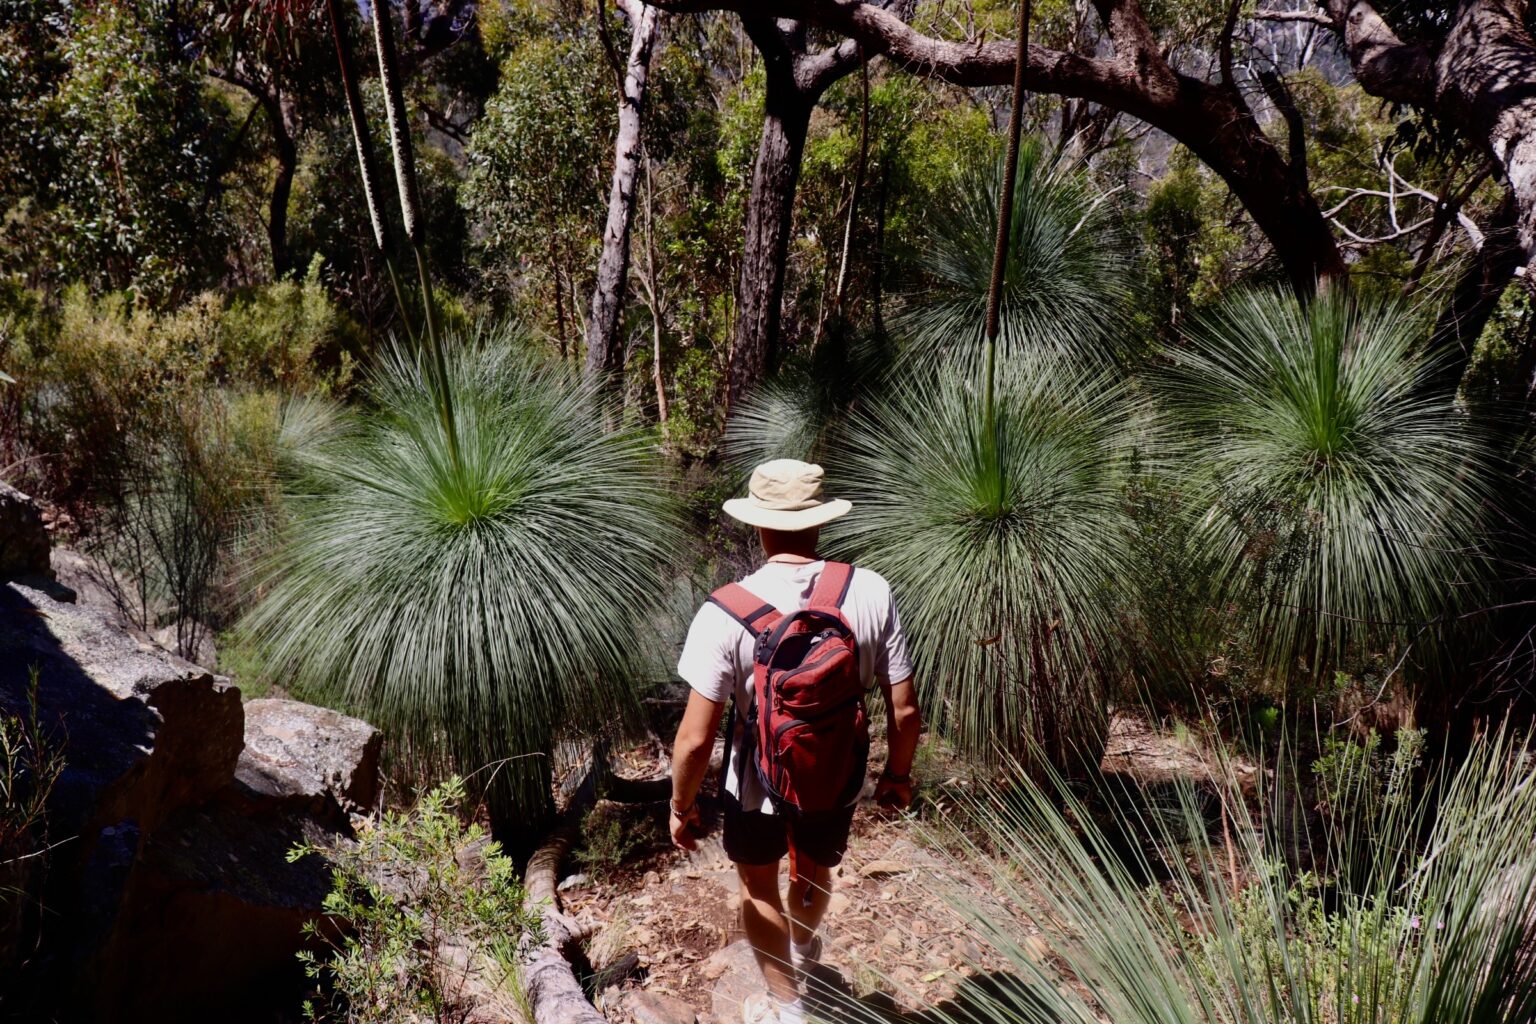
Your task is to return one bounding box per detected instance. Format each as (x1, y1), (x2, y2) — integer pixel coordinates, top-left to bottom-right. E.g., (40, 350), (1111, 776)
(670, 801), (703, 850)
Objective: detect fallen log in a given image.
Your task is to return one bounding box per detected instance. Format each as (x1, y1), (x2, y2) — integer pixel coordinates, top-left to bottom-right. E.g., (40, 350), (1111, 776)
(523, 768), (608, 1024)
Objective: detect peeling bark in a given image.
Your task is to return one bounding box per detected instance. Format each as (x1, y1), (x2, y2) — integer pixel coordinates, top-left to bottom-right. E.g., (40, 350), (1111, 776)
(586, 1), (664, 382)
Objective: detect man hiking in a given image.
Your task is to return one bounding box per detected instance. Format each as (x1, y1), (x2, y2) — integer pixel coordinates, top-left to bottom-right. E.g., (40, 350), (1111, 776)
(669, 459), (923, 1024)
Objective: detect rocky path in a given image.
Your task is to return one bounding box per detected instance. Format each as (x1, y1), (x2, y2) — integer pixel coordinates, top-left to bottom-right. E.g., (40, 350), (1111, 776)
(556, 792), (1031, 1024)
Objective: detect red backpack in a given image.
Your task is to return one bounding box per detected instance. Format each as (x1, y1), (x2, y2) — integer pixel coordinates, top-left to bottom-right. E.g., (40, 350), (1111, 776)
(709, 562), (869, 819)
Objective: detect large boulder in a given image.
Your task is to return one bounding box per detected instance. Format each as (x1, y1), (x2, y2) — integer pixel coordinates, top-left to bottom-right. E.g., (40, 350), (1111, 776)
(0, 579), (243, 846)
(238, 698), (382, 817)
(0, 575), (381, 1021)
(0, 485), (389, 1021)
(50, 547), (138, 632)
(0, 481), (50, 581)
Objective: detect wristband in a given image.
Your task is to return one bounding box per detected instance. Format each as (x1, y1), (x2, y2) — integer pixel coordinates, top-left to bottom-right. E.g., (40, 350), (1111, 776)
(879, 769), (911, 785)
(670, 798), (695, 816)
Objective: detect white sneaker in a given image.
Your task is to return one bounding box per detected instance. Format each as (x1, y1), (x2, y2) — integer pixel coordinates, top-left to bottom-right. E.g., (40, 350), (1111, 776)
(791, 933), (822, 971)
(743, 993), (807, 1024)
(743, 993), (781, 1024)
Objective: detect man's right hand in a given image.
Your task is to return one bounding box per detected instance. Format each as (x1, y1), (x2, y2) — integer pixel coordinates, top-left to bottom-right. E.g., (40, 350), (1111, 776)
(670, 801), (703, 850)
(874, 772), (913, 813)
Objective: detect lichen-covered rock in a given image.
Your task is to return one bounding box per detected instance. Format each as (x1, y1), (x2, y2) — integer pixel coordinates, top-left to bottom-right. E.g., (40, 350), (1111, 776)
(238, 698), (382, 815)
(0, 580), (243, 844)
(0, 482), (50, 581)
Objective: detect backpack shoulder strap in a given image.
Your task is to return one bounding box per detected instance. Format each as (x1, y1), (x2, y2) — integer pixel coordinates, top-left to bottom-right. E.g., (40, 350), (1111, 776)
(708, 582), (782, 634)
(809, 561), (855, 609)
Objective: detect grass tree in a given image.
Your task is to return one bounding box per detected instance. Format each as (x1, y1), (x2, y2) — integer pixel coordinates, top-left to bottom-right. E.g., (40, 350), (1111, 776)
(893, 139), (1135, 374)
(846, 726), (1536, 1024)
(826, 360), (1138, 775)
(244, 336), (682, 827)
(1164, 287), (1498, 692)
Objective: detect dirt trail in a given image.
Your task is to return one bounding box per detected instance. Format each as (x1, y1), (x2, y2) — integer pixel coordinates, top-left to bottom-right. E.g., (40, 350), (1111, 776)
(560, 715), (1218, 1023)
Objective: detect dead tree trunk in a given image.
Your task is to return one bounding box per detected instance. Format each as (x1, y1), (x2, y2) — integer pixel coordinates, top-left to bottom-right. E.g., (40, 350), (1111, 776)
(728, 19), (866, 410)
(586, 1), (663, 382)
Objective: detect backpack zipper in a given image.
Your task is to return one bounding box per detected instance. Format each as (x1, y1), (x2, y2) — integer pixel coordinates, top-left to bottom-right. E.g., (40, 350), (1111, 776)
(770, 694), (864, 747)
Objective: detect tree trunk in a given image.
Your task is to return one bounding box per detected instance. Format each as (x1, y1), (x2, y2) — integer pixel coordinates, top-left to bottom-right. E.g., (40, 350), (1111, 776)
(730, 84), (814, 410)
(1429, 190), (1524, 385)
(1178, 83), (1347, 293)
(586, 1), (663, 382)
(1436, 0), (1536, 264)
(263, 92), (298, 279)
(649, 0), (1349, 301)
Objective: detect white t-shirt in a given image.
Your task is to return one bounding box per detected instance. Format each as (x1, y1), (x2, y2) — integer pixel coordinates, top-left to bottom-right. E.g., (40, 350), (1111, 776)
(676, 560), (914, 813)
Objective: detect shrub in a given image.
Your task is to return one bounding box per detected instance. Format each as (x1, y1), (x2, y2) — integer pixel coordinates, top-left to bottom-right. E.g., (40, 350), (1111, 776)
(291, 777), (539, 1023)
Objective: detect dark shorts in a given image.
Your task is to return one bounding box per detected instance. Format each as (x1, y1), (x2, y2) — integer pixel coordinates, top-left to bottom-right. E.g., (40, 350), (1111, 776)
(721, 789), (855, 868)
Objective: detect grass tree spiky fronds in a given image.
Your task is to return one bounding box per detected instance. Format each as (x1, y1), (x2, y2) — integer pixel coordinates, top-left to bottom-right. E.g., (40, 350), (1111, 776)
(844, 725), (1536, 1024)
(1165, 286), (1498, 685)
(242, 332), (683, 823)
(894, 139), (1134, 374)
(723, 331), (893, 479)
(825, 359), (1138, 774)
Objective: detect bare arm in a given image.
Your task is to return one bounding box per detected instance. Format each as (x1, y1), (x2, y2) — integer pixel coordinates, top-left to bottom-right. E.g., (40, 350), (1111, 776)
(669, 689), (725, 849)
(876, 676), (921, 809)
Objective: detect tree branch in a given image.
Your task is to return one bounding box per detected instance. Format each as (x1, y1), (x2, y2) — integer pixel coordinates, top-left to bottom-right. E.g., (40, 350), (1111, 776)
(1315, 0), (1435, 105)
(1254, 8), (1336, 26)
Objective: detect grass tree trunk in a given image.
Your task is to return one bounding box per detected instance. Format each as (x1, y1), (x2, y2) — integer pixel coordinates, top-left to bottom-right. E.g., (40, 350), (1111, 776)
(585, 0), (662, 384)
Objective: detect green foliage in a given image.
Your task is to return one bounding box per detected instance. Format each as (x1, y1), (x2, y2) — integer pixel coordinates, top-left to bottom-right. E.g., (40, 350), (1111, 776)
(0, 2), (231, 301)
(243, 333), (685, 822)
(1143, 155), (1246, 324)
(291, 777), (539, 1023)
(575, 804), (663, 883)
(2, 275), (353, 510)
(1, 671), (64, 994)
(1165, 287), (1497, 688)
(894, 139), (1134, 372)
(858, 726), (1536, 1024)
(463, 33), (611, 311)
(827, 360), (1137, 772)
(0, 672), (63, 870)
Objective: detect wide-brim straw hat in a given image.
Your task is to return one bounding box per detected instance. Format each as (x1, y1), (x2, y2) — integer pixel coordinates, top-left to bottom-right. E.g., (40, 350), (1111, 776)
(723, 459), (852, 531)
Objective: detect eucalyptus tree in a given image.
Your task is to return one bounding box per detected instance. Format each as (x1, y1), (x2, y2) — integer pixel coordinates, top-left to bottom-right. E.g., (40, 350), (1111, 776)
(586, 0), (664, 383)
(649, 0), (1347, 302)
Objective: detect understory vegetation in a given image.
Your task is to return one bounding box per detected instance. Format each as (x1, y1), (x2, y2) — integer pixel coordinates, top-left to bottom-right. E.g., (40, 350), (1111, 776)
(864, 726), (1536, 1024)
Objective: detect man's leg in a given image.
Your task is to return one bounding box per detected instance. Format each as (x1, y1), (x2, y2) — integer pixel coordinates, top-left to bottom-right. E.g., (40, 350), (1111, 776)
(736, 860), (799, 1004)
(786, 860), (832, 946)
